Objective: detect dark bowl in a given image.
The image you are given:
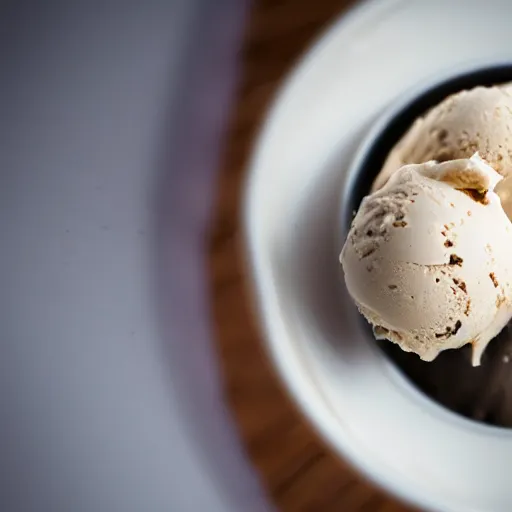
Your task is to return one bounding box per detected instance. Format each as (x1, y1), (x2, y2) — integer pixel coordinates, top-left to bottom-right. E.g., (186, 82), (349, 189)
(340, 63), (512, 428)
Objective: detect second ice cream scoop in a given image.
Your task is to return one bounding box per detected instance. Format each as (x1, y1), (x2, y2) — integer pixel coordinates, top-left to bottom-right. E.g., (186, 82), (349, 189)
(341, 154), (512, 365)
(373, 84), (512, 191)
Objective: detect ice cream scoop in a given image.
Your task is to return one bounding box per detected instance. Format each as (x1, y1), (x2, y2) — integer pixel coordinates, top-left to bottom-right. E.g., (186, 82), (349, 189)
(373, 85), (512, 191)
(341, 154), (512, 365)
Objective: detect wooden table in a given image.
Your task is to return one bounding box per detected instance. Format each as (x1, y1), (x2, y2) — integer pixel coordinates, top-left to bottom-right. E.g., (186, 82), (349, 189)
(209, 1), (415, 510)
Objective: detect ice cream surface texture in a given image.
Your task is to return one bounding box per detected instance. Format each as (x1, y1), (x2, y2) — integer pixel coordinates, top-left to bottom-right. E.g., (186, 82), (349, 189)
(373, 85), (512, 191)
(341, 154), (512, 365)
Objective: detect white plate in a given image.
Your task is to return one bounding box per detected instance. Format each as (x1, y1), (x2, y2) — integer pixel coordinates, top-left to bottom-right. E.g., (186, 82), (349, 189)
(244, 1), (512, 511)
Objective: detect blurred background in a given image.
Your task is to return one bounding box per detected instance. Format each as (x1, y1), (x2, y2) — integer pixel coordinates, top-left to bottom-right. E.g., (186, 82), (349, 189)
(0, 1), (412, 511)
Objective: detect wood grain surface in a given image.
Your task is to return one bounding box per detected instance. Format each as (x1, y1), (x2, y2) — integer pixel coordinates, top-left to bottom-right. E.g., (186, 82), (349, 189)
(209, 1), (415, 510)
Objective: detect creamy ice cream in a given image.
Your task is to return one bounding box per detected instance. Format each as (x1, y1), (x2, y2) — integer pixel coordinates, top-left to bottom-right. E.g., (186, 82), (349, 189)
(373, 85), (512, 191)
(341, 154), (512, 365)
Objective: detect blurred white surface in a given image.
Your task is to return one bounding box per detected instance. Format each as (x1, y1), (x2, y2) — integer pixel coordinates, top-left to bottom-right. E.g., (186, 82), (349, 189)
(0, 2), (269, 511)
